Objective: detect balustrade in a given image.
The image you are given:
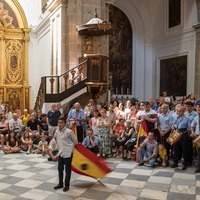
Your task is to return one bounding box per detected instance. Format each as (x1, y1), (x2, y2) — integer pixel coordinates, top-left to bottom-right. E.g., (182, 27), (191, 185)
(34, 60), (87, 111)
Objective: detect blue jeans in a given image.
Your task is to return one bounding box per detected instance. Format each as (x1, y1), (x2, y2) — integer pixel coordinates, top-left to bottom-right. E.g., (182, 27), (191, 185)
(137, 148), (156, 166)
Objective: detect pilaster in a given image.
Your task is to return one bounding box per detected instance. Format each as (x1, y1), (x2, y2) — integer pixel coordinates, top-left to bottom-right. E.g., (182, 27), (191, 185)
(194, 23), (200, 97)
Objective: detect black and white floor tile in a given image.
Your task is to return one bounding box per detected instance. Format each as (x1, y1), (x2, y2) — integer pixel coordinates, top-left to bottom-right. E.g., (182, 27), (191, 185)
(0, 151), (199, 200)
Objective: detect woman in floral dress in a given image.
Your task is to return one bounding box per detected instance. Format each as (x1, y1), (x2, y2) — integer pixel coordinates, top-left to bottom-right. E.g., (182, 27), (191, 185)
(97, 109), (111, 157)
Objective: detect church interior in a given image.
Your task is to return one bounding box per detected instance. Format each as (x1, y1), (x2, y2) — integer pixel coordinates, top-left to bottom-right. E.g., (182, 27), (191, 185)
(0, 0), (200, 199)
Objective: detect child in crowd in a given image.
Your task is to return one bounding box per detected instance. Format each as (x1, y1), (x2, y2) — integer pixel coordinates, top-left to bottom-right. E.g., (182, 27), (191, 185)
(47, 137), (58, 161)
(21, 129), (33, 154)
(20, 109), (30, 126)
(3, 131), (21, 154)
(35, 134), (48, 155)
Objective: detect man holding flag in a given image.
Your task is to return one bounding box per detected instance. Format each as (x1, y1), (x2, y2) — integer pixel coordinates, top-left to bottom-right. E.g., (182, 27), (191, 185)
(52, 117), (78, 192)
(136, 101), (158, 146)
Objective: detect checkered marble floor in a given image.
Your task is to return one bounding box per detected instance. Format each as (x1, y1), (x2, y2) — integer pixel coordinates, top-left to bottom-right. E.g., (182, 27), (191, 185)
(0, 150), (199, 200)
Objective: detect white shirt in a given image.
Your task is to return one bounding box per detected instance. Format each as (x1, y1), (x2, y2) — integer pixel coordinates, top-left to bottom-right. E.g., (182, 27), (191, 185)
(164, 96), (171, 103)
(9, 118), (23, 132)
(124, 107), (131, 120)
(49, 138), (58, 151)
(54, 127), (78, 158)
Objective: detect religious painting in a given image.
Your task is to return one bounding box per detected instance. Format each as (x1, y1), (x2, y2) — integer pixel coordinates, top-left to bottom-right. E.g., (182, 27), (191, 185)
(168, 0), (181, 28)
(7, 88), (21, 111)
(160, 55), (187, 96)
(109, 5), (132, 95)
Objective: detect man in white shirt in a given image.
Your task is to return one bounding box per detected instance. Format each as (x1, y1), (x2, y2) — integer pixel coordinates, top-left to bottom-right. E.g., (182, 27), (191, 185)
(137, 101), (158, 131)
(53, 117), (78, 192)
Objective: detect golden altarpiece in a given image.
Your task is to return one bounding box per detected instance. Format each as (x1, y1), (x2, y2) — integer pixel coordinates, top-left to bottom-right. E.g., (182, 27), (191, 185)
(0, 1), (30, 111)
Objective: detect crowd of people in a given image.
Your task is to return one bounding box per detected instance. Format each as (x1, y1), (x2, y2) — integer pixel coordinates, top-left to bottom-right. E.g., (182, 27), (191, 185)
(1, 91), (200, 191)
(65, 92), (200, 174)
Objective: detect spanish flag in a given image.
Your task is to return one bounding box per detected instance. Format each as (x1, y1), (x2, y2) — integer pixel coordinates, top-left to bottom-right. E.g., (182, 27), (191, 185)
(136, 120), (149, 148)
(135, 120), (149, 162)
(72, 144), (112, 179)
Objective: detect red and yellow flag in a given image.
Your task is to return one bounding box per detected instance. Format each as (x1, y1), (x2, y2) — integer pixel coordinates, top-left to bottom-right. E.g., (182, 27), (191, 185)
(136, 120), (149, 148)
(135, 120), (149, 162)
(72, 144), (112, 179)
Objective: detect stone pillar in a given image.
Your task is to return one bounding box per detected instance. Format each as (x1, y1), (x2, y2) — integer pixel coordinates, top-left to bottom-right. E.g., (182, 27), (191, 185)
(66, 0), (81, 68)
(194, 23), (200, 98)
(194, 1), (200, 97)
(48, 0), (109, 71)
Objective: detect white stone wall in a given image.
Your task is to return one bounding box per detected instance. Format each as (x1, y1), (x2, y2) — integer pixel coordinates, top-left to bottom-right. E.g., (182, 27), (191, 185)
(29, 23), (51, 109)
(18, 0), (52, 108)
(154, 0), (197, 99)
(111, 0), (198, 101)
(18, 0), (41, 28)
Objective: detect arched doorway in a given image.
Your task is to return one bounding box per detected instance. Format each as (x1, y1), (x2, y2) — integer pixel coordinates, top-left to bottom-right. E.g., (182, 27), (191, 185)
(0, 0), (30, 112)
(109, 5), (133, 97)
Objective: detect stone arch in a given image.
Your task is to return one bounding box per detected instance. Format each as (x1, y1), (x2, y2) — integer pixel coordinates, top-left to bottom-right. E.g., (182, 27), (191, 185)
(109, 5), (133, 96)
(108, 0), (146, 99)
(1, 0), (28, 28)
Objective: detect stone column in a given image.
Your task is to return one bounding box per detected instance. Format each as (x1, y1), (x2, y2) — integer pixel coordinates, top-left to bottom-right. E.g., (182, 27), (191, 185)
(194, 1), (200, 97)
(194, 23), (200, 98)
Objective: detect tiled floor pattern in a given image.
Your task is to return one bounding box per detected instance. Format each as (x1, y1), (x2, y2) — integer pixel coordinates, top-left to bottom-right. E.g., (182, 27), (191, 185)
(0, 151), (199, 200)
